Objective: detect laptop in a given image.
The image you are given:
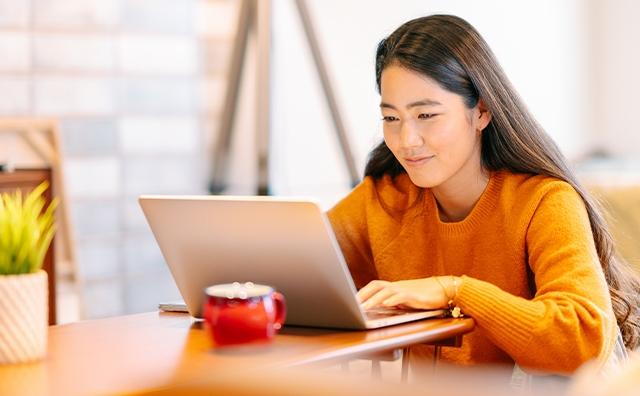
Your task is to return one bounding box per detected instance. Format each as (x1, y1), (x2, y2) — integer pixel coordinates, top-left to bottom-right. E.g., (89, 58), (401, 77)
(138, 195), (445, 329)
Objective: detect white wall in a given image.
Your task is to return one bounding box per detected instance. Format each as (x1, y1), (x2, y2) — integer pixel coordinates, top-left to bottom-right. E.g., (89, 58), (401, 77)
(265, 0), (594, 208)
(590, 0), (640, 156)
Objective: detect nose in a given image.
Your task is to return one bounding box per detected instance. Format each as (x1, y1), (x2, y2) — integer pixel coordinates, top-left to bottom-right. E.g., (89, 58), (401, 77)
(399, 120), (423, 149)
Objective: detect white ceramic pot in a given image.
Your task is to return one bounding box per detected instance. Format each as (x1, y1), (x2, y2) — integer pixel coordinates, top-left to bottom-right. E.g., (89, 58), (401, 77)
(0, 270), (48, 364)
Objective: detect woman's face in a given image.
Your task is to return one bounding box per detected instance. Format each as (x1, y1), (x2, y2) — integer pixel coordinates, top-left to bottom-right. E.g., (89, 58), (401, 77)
(380, 64), (490, 188)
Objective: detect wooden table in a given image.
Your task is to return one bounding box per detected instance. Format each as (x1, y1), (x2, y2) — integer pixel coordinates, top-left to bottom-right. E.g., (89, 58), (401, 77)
(0, 312), (474, 395)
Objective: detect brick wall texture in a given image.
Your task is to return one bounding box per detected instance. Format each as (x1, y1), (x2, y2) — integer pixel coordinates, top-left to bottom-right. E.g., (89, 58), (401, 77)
(0, 0), (236, 318)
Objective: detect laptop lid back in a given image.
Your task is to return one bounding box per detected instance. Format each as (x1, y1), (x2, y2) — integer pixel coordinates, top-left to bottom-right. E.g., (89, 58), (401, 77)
(139, 195), (367, 329)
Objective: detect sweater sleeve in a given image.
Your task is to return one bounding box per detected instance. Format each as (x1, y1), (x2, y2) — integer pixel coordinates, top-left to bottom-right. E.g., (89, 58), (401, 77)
(455, 182), (617, 374)
(327, 180), (378, 290)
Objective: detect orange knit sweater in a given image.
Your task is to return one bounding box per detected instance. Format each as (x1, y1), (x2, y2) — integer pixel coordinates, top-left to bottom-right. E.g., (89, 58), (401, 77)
(327, 170), (617, 375)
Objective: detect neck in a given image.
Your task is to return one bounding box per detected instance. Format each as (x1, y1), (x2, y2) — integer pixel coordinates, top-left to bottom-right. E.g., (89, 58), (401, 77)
(432, 153), (489, 223)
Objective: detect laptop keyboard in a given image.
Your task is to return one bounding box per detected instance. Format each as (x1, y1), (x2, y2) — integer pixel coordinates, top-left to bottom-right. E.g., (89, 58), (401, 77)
(364, 307), (417, 320)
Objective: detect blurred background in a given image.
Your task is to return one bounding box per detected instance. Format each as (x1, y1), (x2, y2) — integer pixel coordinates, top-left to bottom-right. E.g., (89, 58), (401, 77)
(0, 0), (638, 323)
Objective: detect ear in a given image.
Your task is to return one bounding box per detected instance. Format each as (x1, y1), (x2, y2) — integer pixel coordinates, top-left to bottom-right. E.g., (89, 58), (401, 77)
(476, 98), (492, 132)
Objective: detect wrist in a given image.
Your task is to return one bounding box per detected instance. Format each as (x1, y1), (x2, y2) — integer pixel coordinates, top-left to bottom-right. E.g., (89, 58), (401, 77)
(445, 276), (458, 301)
(436, 276), (464, 318)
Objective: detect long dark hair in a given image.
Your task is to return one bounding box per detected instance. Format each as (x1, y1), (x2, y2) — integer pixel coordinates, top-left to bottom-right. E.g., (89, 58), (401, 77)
(366, 14), (640, 350)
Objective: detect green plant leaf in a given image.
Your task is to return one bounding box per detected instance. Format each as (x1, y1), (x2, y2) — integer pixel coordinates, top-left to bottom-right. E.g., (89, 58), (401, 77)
(0, 182), (57, 274)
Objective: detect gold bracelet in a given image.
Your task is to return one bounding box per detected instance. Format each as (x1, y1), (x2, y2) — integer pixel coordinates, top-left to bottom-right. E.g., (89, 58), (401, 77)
(435, 276), (463, 318)
(449, 276), (463, 318)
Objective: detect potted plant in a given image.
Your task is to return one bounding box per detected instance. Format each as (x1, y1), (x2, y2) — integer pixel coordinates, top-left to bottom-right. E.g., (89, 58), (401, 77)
(0, 181), (57, 364)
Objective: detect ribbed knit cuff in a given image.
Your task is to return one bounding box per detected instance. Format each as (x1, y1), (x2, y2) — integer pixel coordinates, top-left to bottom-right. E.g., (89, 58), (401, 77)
(456, 275), (545, 356)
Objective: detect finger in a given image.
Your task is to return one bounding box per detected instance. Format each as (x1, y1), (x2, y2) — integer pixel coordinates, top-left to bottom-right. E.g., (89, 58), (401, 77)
(382, 293), (413, 309)
(356, 280), (388, 303)
(356, 280), (390, 303)
(361, 287), (397, 310)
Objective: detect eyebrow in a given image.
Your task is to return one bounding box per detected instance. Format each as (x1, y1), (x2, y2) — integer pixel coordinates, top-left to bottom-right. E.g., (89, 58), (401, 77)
(379, 99), (443, 109)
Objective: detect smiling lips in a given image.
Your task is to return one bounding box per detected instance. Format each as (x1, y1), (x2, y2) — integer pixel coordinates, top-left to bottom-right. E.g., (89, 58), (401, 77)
(403, 155), (435, 166)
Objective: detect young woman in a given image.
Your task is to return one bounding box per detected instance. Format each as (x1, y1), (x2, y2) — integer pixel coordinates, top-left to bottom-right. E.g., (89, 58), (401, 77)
(328, 14), (640, 375)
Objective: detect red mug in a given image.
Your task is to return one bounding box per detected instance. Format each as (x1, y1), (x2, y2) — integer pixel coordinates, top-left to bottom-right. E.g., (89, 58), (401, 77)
(203, 282), (286, 347)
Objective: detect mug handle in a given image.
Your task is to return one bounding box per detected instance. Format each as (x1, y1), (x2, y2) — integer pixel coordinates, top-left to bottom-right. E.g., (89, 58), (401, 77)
(272, 292), (287, 330)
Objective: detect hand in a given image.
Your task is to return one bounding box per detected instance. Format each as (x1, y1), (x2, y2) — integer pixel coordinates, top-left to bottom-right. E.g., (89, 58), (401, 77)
(357, 277), (454, 311)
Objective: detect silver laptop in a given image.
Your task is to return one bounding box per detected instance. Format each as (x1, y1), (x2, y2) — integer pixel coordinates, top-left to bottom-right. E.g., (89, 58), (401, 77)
(138, 195), (444, 329)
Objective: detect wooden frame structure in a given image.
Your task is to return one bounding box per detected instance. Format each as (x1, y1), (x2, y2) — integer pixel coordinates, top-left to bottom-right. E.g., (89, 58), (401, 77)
(0, 118), (78, 309)
(209, 0), (360, 195)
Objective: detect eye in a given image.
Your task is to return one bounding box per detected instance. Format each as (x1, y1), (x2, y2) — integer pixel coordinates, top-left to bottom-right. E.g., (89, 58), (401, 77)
(381, 116), (399, 122)
(418, 113), (437, 119)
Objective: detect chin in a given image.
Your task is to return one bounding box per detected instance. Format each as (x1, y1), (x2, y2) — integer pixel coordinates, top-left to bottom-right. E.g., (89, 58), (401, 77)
(405, 171), (443, 189)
